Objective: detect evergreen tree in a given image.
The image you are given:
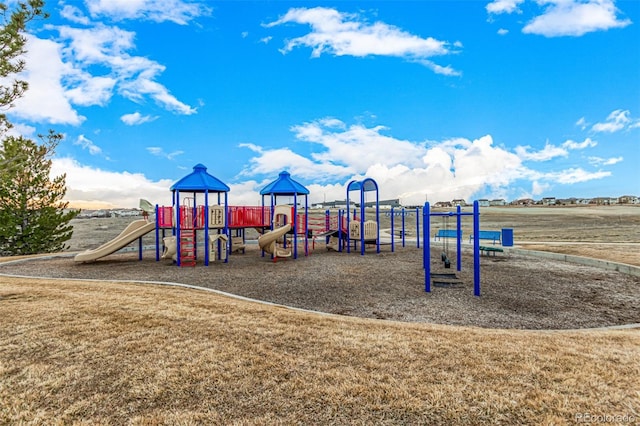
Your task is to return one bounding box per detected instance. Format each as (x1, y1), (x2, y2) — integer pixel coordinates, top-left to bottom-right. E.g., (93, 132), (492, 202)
(0, 131), (77, 255)
(0, 1), (77, 255)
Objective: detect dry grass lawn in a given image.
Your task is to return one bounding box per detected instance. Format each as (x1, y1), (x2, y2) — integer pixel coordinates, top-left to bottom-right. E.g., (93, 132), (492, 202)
(1, 271), (639, 424)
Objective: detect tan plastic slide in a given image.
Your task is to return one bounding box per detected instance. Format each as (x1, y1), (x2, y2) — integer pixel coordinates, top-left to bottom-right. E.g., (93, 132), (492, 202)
(74, 219), (155, 262)
(161, 236), (177, 260)
(258, 223), (292, 258)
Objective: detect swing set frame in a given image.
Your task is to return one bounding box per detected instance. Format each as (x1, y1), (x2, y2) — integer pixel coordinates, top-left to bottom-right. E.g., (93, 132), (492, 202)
(422, 201), (481, 296)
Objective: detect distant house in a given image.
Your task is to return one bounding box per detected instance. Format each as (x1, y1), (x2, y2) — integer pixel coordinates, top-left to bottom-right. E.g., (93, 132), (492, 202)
(434, 201), (452, 208)
(619, 195), (639, 204)
(513, 198), (534, 206)
(557, 198), (579, 205)
(364, 198), (400, 208)
(77, 209), (111, 219)
(318, 200), (355, 209)
(490, 199), (506, 206)
(577, 198), (592, 205)
(591, 197), (618, 205)
(452, 199), (467, 207)
(542, 197), (556, 206)
(112, 209), (142, 217)
(477, 199), (490, 207)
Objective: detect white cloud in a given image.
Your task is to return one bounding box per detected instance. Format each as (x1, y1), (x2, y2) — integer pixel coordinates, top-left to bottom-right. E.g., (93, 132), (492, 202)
(291, 119), (427, 172)
(497, 28), (509, 35)
(73, 134), (102, 155)
(575, 116), (588, 130)
(588, 156), (623, 166)
(562, 137), (597, 150)
(50, 23), (196, 117)
(6, 36), (85, 125)
(4, 123), (37, 138)
(146, 146), (184, 160)
(121, 112), (158, 125)
(546, 167), (611, 184)
(54, 115), (621, 207)
(240, 146), (352, 180)
(9, 16), (196, 127)
(486, 0), (525, 14)
(60, 5), (91, 25)
(51, 157), (173, 208)
(531, 180), (551, 196)
(591, 109), (633, 133)
(85, 0), (210, 25)
(265, 7), (461, 75)
(239, 119), (530, 205)
(65, 75), (117, 106)
(523, 0), (632, 37)
(515, 142), (568, 161)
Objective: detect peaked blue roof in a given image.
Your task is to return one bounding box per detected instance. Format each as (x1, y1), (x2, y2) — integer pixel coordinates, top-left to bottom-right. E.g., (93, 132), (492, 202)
(170, 164), (230, 192)
(260, 171), (309, 195)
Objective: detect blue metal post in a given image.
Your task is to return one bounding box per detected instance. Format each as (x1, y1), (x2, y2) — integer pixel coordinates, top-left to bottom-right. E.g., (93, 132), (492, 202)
(305, 196), (309, 256)
(176, 190), (181, 266)
(375, 188), (380, 254)
(473, 200), (480, 296)
(155, 204), (160, 261)
(423, 202), (431, 292)
(390, 207), (395, 252)
(293, 194), (298, 260)
(338, 209), (344, 252)
(456, 204), (462, 271)
(204, 191), (209, 266)
(345, 193), (351, 254)
(138, 236), (143, 260)
(223, 192), (229, 263)
(416, 207), (420, 249)
(360, 187), (365, 256)
(402, 208), (406, 247)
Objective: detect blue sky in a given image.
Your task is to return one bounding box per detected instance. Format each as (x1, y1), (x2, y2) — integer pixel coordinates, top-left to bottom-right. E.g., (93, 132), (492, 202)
(6, 0), (640, 208)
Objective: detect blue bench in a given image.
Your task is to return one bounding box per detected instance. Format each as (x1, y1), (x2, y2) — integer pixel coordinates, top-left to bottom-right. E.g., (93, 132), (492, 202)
(469, 230), (501, 245)
(479, 245), (504, 256)
(434, 229), (462, 240)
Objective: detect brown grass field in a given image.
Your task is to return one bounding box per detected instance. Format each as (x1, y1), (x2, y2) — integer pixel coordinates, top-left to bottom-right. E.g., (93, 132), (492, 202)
(1, 205), (639, 424)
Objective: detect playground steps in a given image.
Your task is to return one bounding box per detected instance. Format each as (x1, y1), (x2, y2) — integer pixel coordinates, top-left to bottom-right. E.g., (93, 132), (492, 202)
(431, 273), (464, 288)
(179, 229), (196, 267)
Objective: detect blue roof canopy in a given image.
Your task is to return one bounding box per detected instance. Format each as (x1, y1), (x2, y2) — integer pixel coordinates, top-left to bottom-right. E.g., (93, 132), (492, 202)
(170, 164), (230, 192)
(260, 171), (309, 195)
(347, 178), (378, 193)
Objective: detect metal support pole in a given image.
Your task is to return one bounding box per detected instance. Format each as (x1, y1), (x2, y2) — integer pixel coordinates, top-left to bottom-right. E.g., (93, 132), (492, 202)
(423, 202), (431, 292)
(416, 207), (420, 249)
(473, 200), (480, 296)
(402, 208), (406, 247)
(456, 204), (462, 271)
(390, 207), (395, 253)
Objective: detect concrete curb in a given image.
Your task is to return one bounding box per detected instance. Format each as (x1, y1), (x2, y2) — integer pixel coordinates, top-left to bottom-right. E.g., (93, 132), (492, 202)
(503, 247), (640, 278)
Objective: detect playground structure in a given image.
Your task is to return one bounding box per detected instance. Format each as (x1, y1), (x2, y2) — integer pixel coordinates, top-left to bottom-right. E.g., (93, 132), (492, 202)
(317, 178), (382, 255)
(257, 171), (310, 261)
(73, 163), (501, 298)
(154, 168), (314, 265)
(73, 165), (389, 265)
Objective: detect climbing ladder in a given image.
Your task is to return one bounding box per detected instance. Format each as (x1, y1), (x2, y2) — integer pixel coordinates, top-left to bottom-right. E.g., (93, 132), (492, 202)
(179, 229), (196, 267)
(177, 197), (197, 267)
